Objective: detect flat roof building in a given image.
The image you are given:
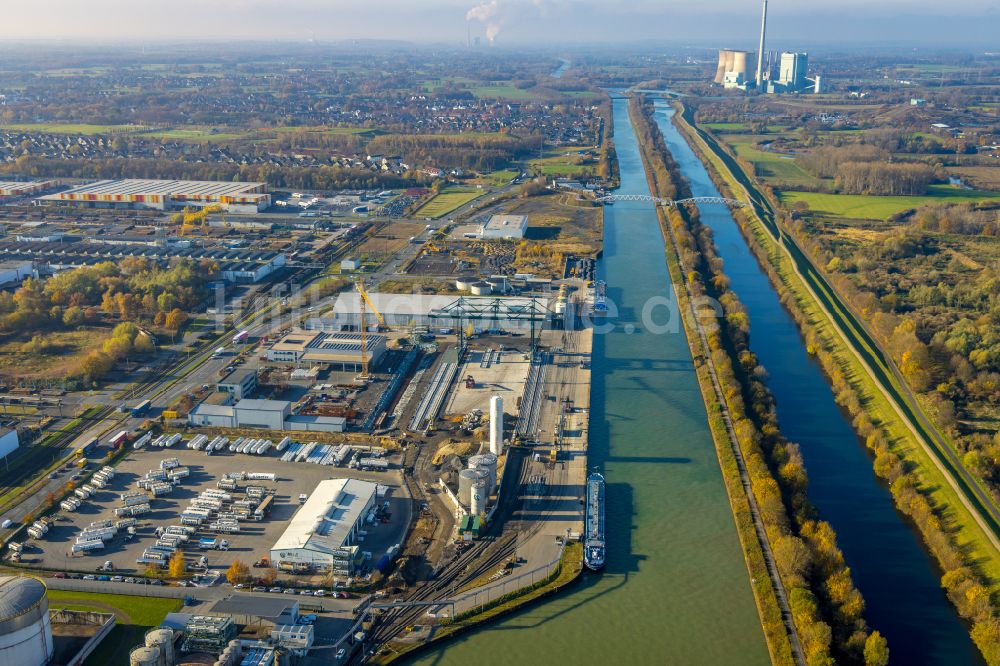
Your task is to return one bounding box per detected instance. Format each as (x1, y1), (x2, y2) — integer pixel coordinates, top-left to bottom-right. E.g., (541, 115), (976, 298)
(479, 214), (527, 239)
(217, 367), (258, 401)
(38, 179), (271, 213)
(270, 478), (377, 574)
(266, 329), (386, 371)
(233, 399), (290, 431)
(0, 181), (57, 199)
(306, 292), (553, 332)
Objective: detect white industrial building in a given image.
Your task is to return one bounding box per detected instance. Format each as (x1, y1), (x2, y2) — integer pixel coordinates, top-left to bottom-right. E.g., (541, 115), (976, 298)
(270, 478), (378, 575)
(0, 429), (19, 460)
(187, 399), (345, 432)
(479, 214), (527, 239)
(0, 261), (33, 287)
(217, 367), (258, 401)
(305, 292), (553, 332)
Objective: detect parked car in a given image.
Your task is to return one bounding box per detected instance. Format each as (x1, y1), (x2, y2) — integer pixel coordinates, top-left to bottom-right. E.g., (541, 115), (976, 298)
(52, 572), (67, 579)
(314, 590), (326, 597)
(82, 575), (96, 581)
(298, 589), (312, 595)
(301, 613), (317, 624)
(150, 580), (165, 586)
(125, 577), (136, 584)
(234, 583), (247, 589)
(252, 586), (266, 592)
(111, 576), (124, 582)
(283, 589), (297, 595)
(268, 586), (282, 593)
(96, 575), (110, 581)
(336, 648), (346, 660)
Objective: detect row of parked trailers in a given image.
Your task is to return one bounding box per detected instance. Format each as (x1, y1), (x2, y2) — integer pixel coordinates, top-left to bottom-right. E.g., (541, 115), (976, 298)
(71, 518), (136, 554)
(279, 441), (384, 467)
(62, 466), (117, 514)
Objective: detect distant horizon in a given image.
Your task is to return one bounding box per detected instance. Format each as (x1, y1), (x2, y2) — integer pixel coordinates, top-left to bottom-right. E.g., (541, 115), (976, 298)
(0, 1), (997, 50)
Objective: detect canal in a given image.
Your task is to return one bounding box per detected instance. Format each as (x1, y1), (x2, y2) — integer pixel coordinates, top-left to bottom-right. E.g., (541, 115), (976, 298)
(408, 96), (770, 664)
(652, 100), (982, 665)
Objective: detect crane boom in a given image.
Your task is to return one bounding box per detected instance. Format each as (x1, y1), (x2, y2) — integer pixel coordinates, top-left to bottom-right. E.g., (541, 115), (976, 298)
(356, 279), (383, 379)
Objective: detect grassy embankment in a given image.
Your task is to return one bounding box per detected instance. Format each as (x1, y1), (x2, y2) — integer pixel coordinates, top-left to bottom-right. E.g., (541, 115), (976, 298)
(47, 589), (181, 666)
(677, 104), (1000, 660)
(374, 542), (584, 665)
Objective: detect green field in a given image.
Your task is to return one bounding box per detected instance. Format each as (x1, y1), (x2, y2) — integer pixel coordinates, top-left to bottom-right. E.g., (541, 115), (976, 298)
(485, 169), (519, 186)
(0, 123), (148, 135)
(139, 127), (251, 141)
(47, 590), (182, 666)
(704, 122), (750, 132)
(413, 188), (483, 219)
(724, 135), (819, 188)
(778, 185), (1000, 220)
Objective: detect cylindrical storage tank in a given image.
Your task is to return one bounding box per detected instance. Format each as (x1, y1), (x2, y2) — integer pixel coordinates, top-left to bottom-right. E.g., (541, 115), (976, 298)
(470, 475), (489, 515)
(455, 277), (473, 291)
(129, 645), (161, 666)
(145, 627), (174, 665)
(468, 453), (498, 494)
(0, 576), (53, 666)
(489, 395), (504, 455)
(469, 282), (492, 296)
(457, 468), (489, 507)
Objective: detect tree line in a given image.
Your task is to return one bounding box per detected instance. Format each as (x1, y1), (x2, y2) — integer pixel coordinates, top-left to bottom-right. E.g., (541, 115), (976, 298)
(633, 95), (883, 666)
(681, 106), (1000, 664)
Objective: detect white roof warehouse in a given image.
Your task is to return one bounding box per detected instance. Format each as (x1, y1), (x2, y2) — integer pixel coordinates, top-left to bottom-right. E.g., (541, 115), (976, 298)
(270, 478), (377, 574)
(38, 178), (271, 213)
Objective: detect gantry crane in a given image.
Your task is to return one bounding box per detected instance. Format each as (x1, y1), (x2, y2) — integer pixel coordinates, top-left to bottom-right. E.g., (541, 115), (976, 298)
(356, 278), (385, 380)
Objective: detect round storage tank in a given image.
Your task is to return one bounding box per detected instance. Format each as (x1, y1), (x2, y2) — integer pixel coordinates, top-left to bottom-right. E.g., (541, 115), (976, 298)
(468, 453), (498, 494)
(469, 282), (492, 296)
(455, 277), (474, 291)
(145, 627), (174, 665)
(0, 576), (53, 666)
(457, 468), (489, 506)
(469, 475), (489, 515)
(130, 645), (161, 666)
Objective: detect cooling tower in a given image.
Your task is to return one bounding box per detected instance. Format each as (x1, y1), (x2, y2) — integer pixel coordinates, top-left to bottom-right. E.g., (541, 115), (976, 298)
(715, 49), (752, 86)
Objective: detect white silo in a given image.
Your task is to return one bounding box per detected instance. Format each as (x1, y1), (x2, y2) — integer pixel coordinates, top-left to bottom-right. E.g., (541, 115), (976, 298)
(145, 627), (174, 665)
(129, 645), (161, 666)
(0, 576), (53, 666)
(470, 475), (489, 515)
(458, 468), (489, 507)
(489, 395), (504, 455)
(468, 453), (498, 494)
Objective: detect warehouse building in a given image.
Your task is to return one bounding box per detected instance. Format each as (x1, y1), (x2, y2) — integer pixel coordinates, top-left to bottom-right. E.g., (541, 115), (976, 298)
(217, 367), (258, 401)
(0, 180), (57, 200)
(233, 399), (290, 431)
(187, 399), (345, 432)
(265, 330), (386, 370)
(0, 239), (285, 284)
(38, 179), (271, 213)
(305, 292), (554, 332)
(270, 478), (377, 575)
(479, 214), (528, 239)
(0, 261), (33, 287)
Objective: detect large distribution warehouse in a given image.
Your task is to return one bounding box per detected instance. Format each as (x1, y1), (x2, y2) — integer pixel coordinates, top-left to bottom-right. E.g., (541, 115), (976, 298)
(270, 478), (378, 575)
(38, 179), (271, 213)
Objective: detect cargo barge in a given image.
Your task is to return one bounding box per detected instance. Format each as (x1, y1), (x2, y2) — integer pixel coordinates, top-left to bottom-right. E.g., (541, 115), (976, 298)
(584, 472), (606, 571)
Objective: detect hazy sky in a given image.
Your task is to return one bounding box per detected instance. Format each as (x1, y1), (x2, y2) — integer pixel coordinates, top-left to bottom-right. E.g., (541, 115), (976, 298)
(2, 1), (997, 47)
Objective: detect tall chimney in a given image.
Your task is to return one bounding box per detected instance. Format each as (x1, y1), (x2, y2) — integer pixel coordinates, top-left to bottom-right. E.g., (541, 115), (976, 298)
(756, 0), (768, 88)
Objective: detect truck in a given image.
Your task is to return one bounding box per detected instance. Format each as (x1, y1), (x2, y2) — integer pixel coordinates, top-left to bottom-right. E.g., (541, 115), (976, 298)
(108, 431), (129, 448)
(233, 330), (250, 345)
(199, 538), (230, 550)
(131, 399), (152, 417)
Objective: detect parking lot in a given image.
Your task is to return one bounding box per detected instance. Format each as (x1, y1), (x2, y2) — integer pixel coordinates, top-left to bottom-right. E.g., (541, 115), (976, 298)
(26, 448), (410, 581)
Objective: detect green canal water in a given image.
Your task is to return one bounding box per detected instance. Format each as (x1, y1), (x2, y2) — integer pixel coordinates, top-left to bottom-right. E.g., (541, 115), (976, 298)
(408, 96), (770, 665)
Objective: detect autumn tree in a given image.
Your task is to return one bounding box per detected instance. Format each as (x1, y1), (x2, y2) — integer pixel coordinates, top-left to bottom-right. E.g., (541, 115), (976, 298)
(864, 631), (889, 666)
(226, 559), (250, 585)
(261, 567), (278, 585)
(168, 550), (186, 578)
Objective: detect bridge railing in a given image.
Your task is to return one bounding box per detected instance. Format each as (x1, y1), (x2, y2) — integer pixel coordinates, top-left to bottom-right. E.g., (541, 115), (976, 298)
(596, 194), (746, 207)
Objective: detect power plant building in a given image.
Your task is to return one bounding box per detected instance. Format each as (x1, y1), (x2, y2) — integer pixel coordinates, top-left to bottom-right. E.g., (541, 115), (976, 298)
(270, 478), (378, 575)
(38, 179), (271, 213)
(714, 49), (753, 89)
(778, 52), (809, 91)
(0, 576), (53, 666)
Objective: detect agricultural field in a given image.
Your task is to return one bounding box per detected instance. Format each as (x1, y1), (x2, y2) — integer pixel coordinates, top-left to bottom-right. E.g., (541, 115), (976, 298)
(529, 146), (600, 177)
(46, 590), (181, 666)
(413, 188), (483, 219)
(723, 134), (821, 188)
(778, 185), (1000, 221)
